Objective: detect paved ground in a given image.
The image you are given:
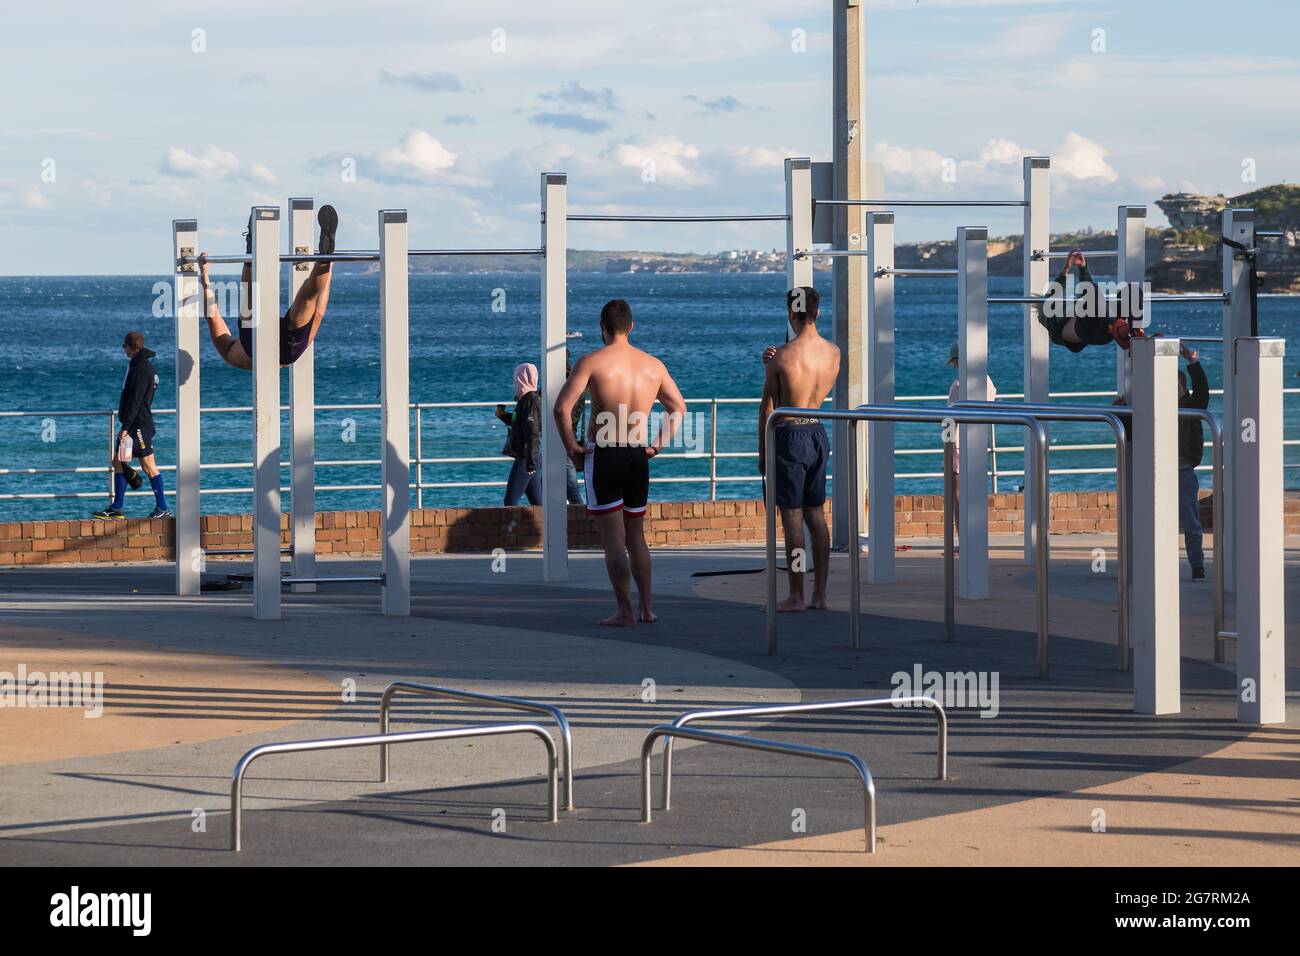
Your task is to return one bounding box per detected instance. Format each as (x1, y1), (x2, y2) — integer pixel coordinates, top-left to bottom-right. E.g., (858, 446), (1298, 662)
(0, 535), (1296, 866)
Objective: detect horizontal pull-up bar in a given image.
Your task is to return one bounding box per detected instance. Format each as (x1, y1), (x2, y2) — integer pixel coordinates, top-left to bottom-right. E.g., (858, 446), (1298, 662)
(1037, 250), (1120, 260)
(876, 267), (958, 278)
(988, 293), (1230, 306)
(1256, 230), (1286, 239)
(565, 214), (787, 222)
(179, 248), (543, 265)
(816, 199), (1027, 208)
(794, 249), (870, 259)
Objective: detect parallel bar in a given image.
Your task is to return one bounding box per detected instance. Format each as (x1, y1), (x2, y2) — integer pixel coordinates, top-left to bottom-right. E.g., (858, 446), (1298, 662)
(379, 681), (575, 810)
(639, 725), (877, 853)
(180, 248), (542, 265)
(250, 206), (282, 621)
(794, 249), (870, 259)
(379, 210), (411, 617)
(876, 267), (957, 277)
(656, 695), (947, 811)
(565, 214), (786, 222)
(1042, 249), (1120, 259)
(288, 198), (316, 595)
(816, 199), (1026, 208)
(230, 723), (558, 851)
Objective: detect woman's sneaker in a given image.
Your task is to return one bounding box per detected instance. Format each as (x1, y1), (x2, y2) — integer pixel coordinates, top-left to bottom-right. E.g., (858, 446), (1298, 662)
(147, 506), (173, 519)
(93, 506), (125, 519)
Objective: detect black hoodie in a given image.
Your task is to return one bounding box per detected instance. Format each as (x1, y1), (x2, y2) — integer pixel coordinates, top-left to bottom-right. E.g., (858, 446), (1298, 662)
(118, 348), (159, 435)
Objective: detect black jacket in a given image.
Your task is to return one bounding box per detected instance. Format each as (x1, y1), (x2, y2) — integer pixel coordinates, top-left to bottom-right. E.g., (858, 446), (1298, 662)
(118, 348), (159, 435)
(1179, 361), (1209, 470)
(508, 390), (543, 471)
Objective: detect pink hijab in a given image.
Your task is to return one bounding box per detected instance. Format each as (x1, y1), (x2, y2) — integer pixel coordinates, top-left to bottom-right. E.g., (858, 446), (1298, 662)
(513, 362), (539, 399)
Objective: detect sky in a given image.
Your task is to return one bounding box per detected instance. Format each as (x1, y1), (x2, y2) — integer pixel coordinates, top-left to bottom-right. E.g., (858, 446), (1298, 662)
(1, 0), (1298, 274)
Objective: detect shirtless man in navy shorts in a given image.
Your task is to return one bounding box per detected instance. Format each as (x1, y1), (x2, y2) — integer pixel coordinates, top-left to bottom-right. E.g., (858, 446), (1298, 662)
(759, 286), (841, 612)
(553, 299), (688, 627)
(196, 204), (338, 369)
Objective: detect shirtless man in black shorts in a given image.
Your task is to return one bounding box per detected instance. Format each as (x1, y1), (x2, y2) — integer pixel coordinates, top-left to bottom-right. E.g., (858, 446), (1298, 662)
(553, 299), (688, 626)
(759, 286), (841, 611)
(196, 204), (338, 369)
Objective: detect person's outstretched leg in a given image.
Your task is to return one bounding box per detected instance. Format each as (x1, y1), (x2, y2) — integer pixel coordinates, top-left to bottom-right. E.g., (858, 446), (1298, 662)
(196, 255), (252, 369)
(285, 205), (338, 345)
(624, 512), (655, 622)
(594, 510), (635, 626)
(803, 505), (830, 609)
(778, 506), (806, 611)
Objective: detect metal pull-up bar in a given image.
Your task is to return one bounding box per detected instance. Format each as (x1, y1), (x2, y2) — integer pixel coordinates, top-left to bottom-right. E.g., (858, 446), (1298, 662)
(815, 199), (1027, 208)
(178, 247), (543, 266)
(565, 213), (787, 222)
(875, 267), (958, 278)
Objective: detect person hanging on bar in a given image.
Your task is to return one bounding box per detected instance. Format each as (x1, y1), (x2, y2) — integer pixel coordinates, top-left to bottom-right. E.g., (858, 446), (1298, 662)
(195, 204), (338, 369)
(1038, 250), (1141, 352)
(759, 286), (841, 613)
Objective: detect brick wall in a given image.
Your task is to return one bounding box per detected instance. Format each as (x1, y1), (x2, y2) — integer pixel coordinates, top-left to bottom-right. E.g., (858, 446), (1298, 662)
(0, 491), (1273, 568)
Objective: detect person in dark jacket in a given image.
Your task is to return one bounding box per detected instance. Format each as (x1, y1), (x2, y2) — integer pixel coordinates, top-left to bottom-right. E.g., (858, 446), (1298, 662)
(1039, 250), (1137, 352)
(94, 331), (170, 519)
(1177, 346), (1210, 579)
(564, 349), (585, 504)
(496, 363), (543, 506)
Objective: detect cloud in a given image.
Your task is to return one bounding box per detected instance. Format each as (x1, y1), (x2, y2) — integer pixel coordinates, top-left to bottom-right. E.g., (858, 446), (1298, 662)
(313, 130), (489, 186)
(609, 136), (708, 187)
(539, 81), (619, 112)
(159, 145), (278, 185)
(376, 130), (458, 177)
(378, 69), (465, 93)
(239, 73), (268, 88)
(445, 114), (477, 126)
(684, 94), (751, 115)
(1053, 132), (1118, 182)
(23, 186), (49, 210)
(531, 112), (612, 135)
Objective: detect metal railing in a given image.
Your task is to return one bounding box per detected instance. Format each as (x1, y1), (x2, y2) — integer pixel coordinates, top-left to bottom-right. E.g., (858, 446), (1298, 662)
(378, 681), (575, 810)
(229, 722), (559, 851)
(1, 387), (1295, 507)
(638, 724), (879, 853)
(654, 695), (947, 811)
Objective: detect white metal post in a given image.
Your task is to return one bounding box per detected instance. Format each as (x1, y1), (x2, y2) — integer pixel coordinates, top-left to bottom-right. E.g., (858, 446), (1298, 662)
(957, 227), (990, 600)
(866, 211), (894, 584)
(1234, 337), (1286, 724)
(785, 157), (814, 339)
(288, 197), (316, 593)
(250, 206), (282, 621)
(541, 173), (569, 582)
(1130, 336), (1181, 714)
(172, 219), (201, 596)
(1022, 157), (1050, 566)
(830, 0), (867, 553)
(1221, 207), (1255, 593)
(379, 210), (411, 617)
(1115, 205), (1147, 398)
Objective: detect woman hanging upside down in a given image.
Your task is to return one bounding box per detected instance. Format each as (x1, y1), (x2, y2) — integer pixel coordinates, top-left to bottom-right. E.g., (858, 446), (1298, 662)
(197, 204), (338, 369)
(1038, 250), (1140, 352)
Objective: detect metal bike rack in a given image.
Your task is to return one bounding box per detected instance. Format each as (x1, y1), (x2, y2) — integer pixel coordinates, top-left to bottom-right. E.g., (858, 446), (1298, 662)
(229, 723), (559, 851)
(655, 695), (947, 811)
(639, 725), (879, 854)
(952, 401), (1129, 667)
(379, 681), (575, 810)
(764, 405), (1052, 675)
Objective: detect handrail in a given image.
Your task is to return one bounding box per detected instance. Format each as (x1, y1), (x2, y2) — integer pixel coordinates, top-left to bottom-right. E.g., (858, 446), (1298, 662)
(229, 722), (558, 851)
(638, 724), (878, 853)
(379, 681), (575, 810)
(656, 695), (947, 811)
(953, 401), (1130, 669)
(765, 405), (1052, 676)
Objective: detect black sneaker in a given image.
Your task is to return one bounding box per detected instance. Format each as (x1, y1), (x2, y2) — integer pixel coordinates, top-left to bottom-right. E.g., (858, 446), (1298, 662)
(317, 204), (338, 255)
(93, 507), (125, 519)
(1191, 566), (1206, 580)
(147, 506), (173, 519)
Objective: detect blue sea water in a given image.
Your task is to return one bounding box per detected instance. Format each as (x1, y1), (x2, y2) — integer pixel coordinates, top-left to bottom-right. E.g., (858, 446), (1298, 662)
(1, 271), (1296, 521)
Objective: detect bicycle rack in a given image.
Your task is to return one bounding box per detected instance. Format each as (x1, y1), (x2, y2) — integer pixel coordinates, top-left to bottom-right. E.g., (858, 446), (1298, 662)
(654, 695), (948, 810)
(229, 723), (558, 851)
(378, 681), (575, 811)
(639, 725), (879, 853)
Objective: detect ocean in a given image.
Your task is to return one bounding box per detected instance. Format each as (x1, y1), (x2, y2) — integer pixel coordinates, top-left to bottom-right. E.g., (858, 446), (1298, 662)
(1, 271), (1296, 521)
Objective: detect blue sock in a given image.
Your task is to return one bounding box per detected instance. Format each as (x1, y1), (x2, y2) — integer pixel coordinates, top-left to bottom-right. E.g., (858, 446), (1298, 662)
(149, 474), (167, 510)
(112, 473), (127, 510)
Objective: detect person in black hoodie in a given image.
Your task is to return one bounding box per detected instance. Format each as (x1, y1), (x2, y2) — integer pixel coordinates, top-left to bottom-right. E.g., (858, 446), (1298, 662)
(94, 331), (170, 519)
(1039, 250), (1138, 351)
(1177, 346), (1210, 580)
(496, 362), (543, 506)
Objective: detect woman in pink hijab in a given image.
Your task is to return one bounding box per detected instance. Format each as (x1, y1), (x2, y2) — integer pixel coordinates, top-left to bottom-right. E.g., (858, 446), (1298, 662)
(495, 362), (543, 505)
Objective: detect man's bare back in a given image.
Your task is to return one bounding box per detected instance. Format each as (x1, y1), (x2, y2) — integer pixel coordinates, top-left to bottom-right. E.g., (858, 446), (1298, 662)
(581, 340), (675, 446)
(766, 332), (840, 410)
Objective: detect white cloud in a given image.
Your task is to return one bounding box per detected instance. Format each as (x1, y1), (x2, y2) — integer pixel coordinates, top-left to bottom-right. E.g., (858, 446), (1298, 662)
(1053, 132), (1118, 182)
(376, 131), (458, 179)
(610, 136), (708, 187)
(23, 186), (50, 209)
(160, 145), (279, 185)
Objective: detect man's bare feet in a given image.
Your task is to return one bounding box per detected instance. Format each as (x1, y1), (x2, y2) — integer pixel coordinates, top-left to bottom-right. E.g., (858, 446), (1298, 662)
(777, 594), (806, 613)
(599, 610), (637, 627)
(808, 592), (829, 610)
(638, 607), (658, 623)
